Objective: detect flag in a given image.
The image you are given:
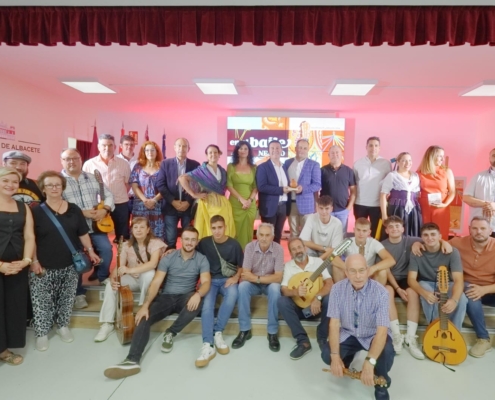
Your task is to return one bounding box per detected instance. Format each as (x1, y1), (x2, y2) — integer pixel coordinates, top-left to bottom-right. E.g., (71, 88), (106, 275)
(121, 122), (125, 138)
(89, 121), (99, 159)
(145, 125), (149, 141)
(162, 131), (167, 159)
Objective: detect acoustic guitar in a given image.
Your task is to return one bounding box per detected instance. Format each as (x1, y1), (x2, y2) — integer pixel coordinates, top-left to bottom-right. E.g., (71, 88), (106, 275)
(322, 368), (388, 387)
(289, 238), (352, 308)
(93, 169), (114, 234)
(422, 265), (467, 365)
(115, 237), (135, 345)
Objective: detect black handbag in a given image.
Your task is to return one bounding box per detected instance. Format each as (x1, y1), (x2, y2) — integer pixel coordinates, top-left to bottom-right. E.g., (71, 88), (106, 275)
(41, 203), (92, 274)
(211, 238), (237, 277)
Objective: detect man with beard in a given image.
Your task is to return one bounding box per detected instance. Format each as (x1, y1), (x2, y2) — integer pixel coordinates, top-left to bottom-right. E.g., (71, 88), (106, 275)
(450, 216), (495, 358)
(104, 226), (211, 379)
(2, 151), (44, 206)
(463, 148), (495, 238)
(278, 238), (333, 360)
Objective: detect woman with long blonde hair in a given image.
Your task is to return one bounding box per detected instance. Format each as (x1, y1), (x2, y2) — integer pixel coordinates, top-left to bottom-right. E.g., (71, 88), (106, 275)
(417, 146), (455, 238)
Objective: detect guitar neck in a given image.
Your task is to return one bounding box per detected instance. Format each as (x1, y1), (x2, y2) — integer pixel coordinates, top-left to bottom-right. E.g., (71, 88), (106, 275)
(308, 254), (334, 282)
(343, 368), (386, 387)
(439, 292), (449, 330)
(99, 181), (106, 202)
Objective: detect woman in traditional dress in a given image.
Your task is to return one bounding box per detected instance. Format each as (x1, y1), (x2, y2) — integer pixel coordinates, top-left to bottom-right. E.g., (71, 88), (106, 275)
(380, 152), (422, 236)
(179, 144), (235, 239)
(227, 141), (257, 249)
(417, 145), (455, 239)
(130, 141), (165, 240)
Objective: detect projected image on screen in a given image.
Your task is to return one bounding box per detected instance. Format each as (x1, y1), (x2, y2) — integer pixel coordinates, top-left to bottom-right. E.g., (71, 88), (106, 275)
(227, 117), (345, 166)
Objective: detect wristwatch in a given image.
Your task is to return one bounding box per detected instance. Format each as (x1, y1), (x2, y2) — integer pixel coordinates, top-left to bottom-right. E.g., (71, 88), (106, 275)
(316, 295), (323, 302)
(365, 356), (377, 366)
(257, 276), (261, 284)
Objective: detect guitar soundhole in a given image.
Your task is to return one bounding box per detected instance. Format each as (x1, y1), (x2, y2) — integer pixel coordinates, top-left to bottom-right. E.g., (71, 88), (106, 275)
(441, 332), (447, 339)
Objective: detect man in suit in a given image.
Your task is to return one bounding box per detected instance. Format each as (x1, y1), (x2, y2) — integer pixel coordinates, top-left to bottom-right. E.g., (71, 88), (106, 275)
(156, 138), (200, 248)
(284, 139), (321, 238)
(256, 140), (291, 244)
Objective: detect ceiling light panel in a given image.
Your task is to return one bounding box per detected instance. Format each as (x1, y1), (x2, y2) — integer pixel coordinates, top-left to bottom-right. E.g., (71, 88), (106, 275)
(61, 81), (116, 94)
(329, 79), (378, 96)
(461, 81), (495, 97)
(194, 79), (238, 95)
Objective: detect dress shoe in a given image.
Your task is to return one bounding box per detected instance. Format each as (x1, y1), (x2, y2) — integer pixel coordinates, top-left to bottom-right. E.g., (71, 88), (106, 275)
(232, 330), (252, 349)
(267, 334), (280, 352)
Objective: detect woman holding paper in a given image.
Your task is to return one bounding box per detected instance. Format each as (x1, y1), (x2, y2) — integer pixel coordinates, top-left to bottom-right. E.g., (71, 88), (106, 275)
(417, 146), (455, 238)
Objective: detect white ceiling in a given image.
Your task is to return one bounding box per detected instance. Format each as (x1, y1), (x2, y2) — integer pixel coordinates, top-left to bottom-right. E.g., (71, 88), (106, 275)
(2, 42), (495, 115)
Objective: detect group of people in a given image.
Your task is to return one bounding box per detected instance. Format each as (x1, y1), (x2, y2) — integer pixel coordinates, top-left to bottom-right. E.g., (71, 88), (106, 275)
(1, 133), (494, 400)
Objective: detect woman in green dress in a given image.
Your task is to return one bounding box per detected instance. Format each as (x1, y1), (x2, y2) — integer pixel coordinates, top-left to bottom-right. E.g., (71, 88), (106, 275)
(227, 141), (258, 250)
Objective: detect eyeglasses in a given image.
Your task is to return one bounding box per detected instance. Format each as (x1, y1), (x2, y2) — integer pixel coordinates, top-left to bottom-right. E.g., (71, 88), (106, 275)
(62, 157), (80, 162)
(45, 184), (63, 189)
(347, 268), (367, 276)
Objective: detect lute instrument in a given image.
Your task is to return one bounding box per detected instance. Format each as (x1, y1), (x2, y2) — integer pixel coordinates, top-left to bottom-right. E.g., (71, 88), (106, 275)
(322, 368), (388, 387)
(115, 236), (135, 345)
(422, 265), (467, 366)
(93, 169), (115, 234)
(289, 238), (352, 308)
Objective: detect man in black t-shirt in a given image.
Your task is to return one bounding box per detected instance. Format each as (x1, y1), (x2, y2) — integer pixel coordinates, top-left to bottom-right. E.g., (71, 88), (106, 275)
(196, 215), (243, 368)
(2, 151), (44, 207)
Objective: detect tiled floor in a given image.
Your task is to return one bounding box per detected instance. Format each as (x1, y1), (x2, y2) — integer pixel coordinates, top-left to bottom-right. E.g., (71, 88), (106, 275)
(2, 328), (493, 400)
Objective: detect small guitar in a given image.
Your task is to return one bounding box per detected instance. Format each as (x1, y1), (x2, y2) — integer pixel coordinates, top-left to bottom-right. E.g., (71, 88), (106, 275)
(322, 368), (388, 387)
(93, 169), (114, 234)
(422, 265), (467, 365)
(115, 237), (135, 345)
(289, 238), (352, 308)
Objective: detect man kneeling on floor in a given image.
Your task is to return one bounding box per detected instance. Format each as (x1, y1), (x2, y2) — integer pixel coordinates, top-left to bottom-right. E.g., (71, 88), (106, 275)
(104, 226), (211, 379)
(278, 238), (333, 360)
(321, 254), (394, 400)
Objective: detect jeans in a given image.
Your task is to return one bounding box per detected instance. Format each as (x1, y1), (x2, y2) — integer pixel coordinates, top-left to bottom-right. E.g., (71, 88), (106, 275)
(201, 278), (238, 344)
(261, 202), (287, 244)
(76, 232), (113, 295)
(111, 202), (130, 240)
(464, 281), (495, 339)
(331, 208), (350, 234)
(321, 335), (395, 390)
(238, 282), (281, 334)
(164, 211), (192, 248)
(127, 292), (201, 363)
(278, 295), (330, 345)
(353, 204), (382, 238)
(419, 280), (468, 331)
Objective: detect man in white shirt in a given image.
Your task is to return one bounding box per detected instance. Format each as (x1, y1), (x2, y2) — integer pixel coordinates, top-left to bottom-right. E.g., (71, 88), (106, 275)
(117, 135), (138, 216)
(353, 136), (391, 238)
(463, 147), (495, 237)
(83, 133), (131, 241)
(278, 238), (333, 360)
(300, 195), (343, 259)
(333, 218), (395, 285)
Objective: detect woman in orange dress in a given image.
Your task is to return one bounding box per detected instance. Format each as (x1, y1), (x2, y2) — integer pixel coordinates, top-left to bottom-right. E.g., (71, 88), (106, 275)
(417, 146), (455, 239)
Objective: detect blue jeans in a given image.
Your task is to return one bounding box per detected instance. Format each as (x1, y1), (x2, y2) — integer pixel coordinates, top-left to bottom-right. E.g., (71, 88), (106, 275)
(464, 281), (495, 339)
(331, 208), (349, 234)
(419, 280), (468, 331)
(201, 278), (238, 344)
(164, 211), (192, 248)
(76, 233), (113, 295)
(278, 295), (330, 345)
(321, 335), (395, 390)
(238, 282), (281, 334)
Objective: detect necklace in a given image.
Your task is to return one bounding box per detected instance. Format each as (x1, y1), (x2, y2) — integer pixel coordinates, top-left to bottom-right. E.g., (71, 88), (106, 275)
(49, 200), (65, 215)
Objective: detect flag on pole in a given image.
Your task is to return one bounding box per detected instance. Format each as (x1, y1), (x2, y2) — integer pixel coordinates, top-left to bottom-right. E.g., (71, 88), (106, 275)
(162, 131), (167, 159)
(121, 122), (125, 138)
(89, 121), (99, 159)
(145, 125), (149, 141)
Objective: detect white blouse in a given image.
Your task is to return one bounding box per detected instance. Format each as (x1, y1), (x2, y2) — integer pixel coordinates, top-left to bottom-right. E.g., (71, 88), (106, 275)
(381, 171), (420, 214)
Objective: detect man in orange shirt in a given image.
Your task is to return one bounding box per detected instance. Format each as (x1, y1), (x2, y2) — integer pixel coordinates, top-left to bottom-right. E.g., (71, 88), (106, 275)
(450, 216), (495, 358)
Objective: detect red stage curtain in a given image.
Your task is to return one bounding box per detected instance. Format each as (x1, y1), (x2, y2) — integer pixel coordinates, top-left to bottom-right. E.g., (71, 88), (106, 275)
(76, 140), (92, 163)
(1, 6), (495, 47)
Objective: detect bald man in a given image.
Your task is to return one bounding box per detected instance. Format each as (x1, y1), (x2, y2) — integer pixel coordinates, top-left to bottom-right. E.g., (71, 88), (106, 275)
(156, 138), (200, 248)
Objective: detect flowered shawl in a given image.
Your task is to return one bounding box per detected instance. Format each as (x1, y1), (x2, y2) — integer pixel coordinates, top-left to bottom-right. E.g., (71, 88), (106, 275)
(187, 162), (227, 195)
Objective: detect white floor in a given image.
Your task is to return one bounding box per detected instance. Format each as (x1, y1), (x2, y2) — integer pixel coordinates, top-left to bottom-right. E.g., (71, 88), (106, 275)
(2, 328), (494, 400)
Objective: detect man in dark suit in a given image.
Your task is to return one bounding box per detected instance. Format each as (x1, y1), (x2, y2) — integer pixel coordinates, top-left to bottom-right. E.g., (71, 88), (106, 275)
(156, 138), (200, 248)
(256, 140), (290, 243)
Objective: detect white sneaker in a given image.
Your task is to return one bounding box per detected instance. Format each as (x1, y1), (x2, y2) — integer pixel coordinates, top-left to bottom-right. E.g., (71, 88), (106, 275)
(195, 343), (216, 368)
(214, 331), (230, 355)
(35, 336), (49, 351)
(404, 335), (425, 360)
(392, 333), (404, 355)
(94, 323), (115, 342)
(56, 326), (74, 343)
(100, 278), (110, 286)
(73, 295), (88, 309)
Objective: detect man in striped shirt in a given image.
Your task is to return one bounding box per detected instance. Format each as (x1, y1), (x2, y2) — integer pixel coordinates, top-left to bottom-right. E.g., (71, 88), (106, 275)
(322, 254), (394, 400)
(232, 223), (284, 352)
(83, 133), (131, 241)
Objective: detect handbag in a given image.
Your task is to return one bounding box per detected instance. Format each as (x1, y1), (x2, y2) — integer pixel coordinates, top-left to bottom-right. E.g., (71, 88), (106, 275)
(211, 238), (237, 277)
(41, 203), (92, 274)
